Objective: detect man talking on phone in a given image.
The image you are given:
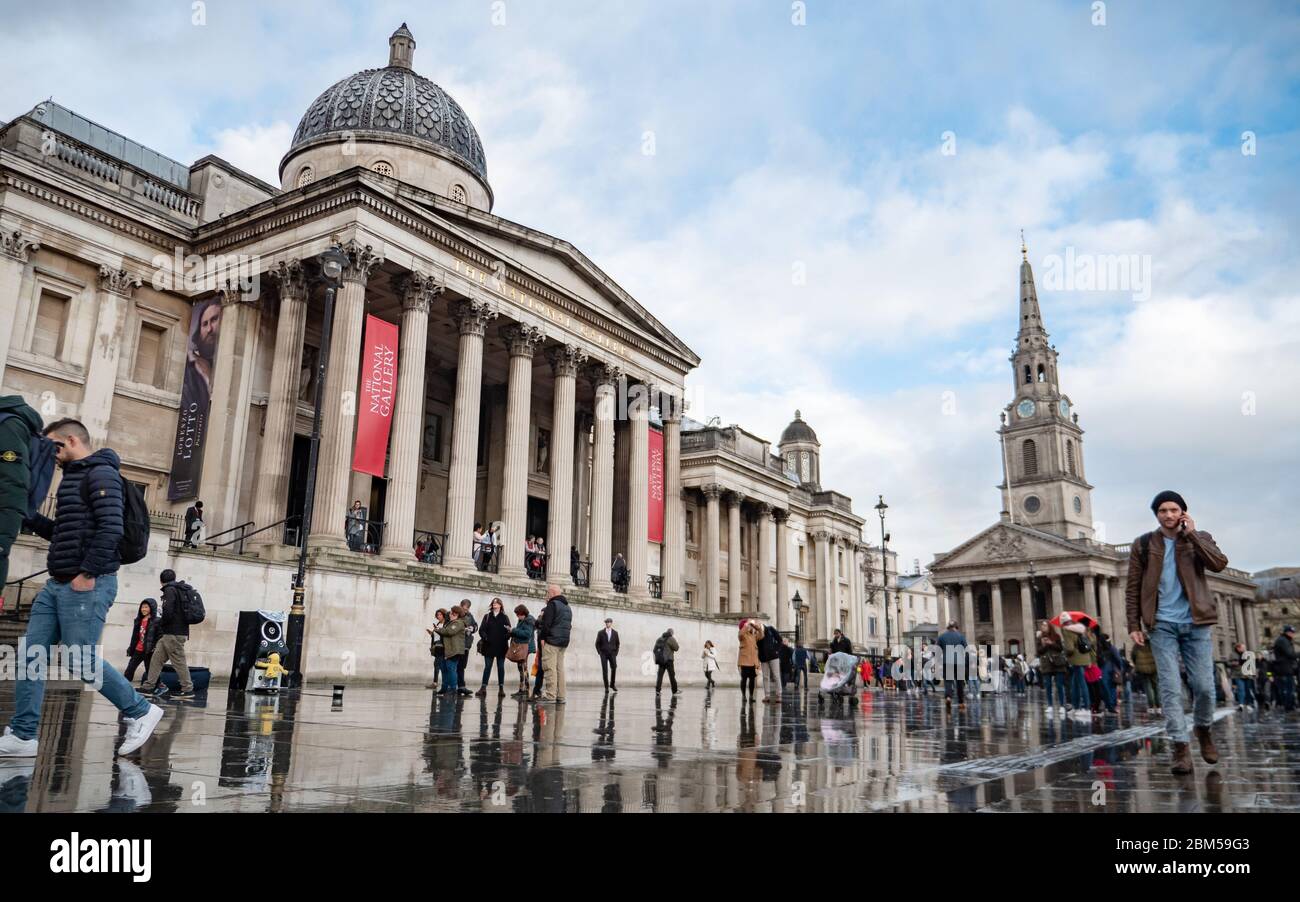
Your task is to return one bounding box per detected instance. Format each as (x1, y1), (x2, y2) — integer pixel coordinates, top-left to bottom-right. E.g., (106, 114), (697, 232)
(1126, 490), (1229, 775)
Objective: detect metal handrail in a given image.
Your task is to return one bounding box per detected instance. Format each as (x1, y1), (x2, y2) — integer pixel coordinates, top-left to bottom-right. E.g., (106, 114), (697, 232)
(648, 575), (663, 599)
(572, 560), (591, 588)
(348, 520), (385, 555)
(413, 530), (446, 566)
(1, 568), (48, 620)
(525, 549), (549, 581)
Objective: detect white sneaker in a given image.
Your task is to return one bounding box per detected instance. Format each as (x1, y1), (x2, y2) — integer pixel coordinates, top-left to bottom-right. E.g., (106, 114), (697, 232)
(114, 759), (152, 807)
(0, 726), (38, 758)
(117, 704), (164, 756)
(1045, 706), (1055, 717)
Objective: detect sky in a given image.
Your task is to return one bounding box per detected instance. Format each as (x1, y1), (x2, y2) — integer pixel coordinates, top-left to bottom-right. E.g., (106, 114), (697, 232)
(2, 0), (1297, 573)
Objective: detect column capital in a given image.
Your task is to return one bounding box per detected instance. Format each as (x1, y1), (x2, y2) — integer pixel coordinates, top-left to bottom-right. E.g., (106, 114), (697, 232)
(1, 229), (39, 263)
(394, 270), (445, 314)
(340, 239), (385, 285)
(548, 343), (588, 378)
(772, 507), (790, 523)
(724, 489), (745, 507)
(98, 265), (142, 298)
(216, 279), (256, 307)
(701, 483), (724, 500)
(812, 529), (833, 543)
(501, 323), (546, 358)
(269, 259), (309, 303)
(451, 298), (498, 336)
(755, 501), (773, 517)
(586, 360), (623, 390)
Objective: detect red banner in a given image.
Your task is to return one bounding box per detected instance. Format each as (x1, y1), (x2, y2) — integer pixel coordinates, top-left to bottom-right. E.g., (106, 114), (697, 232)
(353, 315), (398, 477)
(648, 426), (664, 543)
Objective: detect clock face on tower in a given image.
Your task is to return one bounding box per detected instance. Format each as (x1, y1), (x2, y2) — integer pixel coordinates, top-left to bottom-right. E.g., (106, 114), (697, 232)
(1058, 400), (1070, 418)
(1016, 399), (1036, 419)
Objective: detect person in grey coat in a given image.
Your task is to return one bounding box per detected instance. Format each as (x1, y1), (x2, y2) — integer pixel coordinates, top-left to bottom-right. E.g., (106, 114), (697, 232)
(655, 628), (681, 695)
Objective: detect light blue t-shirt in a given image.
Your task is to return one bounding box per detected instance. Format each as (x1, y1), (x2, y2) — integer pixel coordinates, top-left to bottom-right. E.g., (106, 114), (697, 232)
(1156, 535), (1192, 624)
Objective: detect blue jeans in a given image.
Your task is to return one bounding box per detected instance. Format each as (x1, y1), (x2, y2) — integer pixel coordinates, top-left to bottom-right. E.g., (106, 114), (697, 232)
(1277, 674), (1296, 711)
(1148, 620), (1214, 743)
(10, 574), (150, 741)
(1099, 662), (1117, 710)
(1233, 677), (1256, 706)
(1067, 665), (1089, 709)
(480, 654), (505, 688)
(1042, 671), (1068, 707)
(441, 655), (460, 692)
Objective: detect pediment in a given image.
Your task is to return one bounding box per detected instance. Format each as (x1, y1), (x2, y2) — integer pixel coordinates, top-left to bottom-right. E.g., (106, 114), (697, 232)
(931, 522), (1082, 571)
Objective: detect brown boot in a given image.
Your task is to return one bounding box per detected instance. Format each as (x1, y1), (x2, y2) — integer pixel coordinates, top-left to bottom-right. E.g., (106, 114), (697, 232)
(1170, 742), (1194, 775)
(1194, 725), (1219, 764)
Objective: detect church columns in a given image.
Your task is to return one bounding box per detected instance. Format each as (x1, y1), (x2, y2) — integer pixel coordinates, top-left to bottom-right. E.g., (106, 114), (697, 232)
(1110, 577), (1127, 640)
(587, 363), (619, 591)
(1049, 575), (1064, 615)
(662, 410), (684, 603)
(82, 267), (141, 445)
(497, 324), (545, 578)
(757, 503), (774, 619)
(1232, 597), (1247, 650)
(1081, 573), (1098, 621)
(441, 298), (497, 567)
(545, 344), (584, 584)
(703, 484), (722, 614)
(309, 241), (383, 547)
(625, 380), (651, 600)
(1019, 578), (1034, 654)
(726, 491), (743, 612)
(774, 509), (790, 631)
(961, 582), (975, 638)
(251, 261), (309, 550)
(990, 580), (1006, 653)
(1096, 576), (1113, 639)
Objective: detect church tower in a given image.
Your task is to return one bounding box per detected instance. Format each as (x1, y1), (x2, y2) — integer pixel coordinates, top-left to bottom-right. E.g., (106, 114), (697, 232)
(998, 238), (1095, 539)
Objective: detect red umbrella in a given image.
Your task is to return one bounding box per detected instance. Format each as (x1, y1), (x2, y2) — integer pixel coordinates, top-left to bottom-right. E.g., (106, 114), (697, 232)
(1050, 610), (1098, 629)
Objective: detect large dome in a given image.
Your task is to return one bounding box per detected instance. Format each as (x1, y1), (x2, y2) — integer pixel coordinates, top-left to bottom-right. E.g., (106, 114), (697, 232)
(779, 410), (819, 445)
(287, 24), (487, 182)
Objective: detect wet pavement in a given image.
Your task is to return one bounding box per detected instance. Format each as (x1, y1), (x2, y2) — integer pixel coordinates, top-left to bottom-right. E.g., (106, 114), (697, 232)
(2, 681), (1298, 813)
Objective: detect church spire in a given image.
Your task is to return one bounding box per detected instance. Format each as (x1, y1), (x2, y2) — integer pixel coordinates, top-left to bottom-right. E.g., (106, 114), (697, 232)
(1017, 234), (1048, 345)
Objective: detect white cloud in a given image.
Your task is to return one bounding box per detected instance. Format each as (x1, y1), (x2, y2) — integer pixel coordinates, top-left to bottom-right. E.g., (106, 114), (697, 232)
(209, 122), (294, 185)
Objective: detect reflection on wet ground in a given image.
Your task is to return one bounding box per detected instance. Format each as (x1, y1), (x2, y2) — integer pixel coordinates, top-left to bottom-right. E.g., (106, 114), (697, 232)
(1, 682), (1296, 812)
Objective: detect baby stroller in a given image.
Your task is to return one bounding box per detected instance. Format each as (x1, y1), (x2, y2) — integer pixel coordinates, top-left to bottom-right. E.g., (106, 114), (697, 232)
(819, 652), (860, 701)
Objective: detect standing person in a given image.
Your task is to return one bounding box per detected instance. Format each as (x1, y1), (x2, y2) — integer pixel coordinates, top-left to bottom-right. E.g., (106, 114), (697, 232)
(509, 605), (535, 697)
(654, 628), (681, 695)
(1096, 632), (1120, 713)
(702, 640), (719, 688)
(476, 597), (511, 697)
(1132, 629), (1161, 715)
(425, 609), (447, 690)
(830, 629), (853, 655)
(779, 635), (794, 688)
(124, 599), (161, 684)
(595, 617), (620, 693)
(1229, 642), (1257, 710)
(570, 545), (580, 581)
(1126, 490), (1230, 775)
(936, 621), (969, 709)
(457, 599), (477, 693)
(472, 523), (486, 570)
(1060, 613), (1094, 719)
(182, 500), (204, 548)
(1272, 626), (1297, 711)
(537, 584), (572, 704)
(737, 619), (761, 703)
(1036, 620), (1068, 717)
(611, 552), (628, 593)
(0, 394), (46, 600)
(345, 500), (366, 552)
(0, 418), (163, 759)
(435, 606), (468, 696)
(757, 620), (783, 703)
(792, 643), (809, 691)
(140, 569), (197, 699)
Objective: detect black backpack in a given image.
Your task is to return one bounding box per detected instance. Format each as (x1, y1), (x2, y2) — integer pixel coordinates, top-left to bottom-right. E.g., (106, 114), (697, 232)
(653, 635), (669, 666)
(0, 412), (56, 519)
(79, 465), (150, 565)
(173, 581), (206, 625)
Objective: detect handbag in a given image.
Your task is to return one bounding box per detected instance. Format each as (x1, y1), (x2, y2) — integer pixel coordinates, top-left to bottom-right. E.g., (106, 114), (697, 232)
(477, 638), (486, 655)
(1075, 636), (1092, 655)
(506, 642), (528, 663)
(1084, 664), (1102, 683)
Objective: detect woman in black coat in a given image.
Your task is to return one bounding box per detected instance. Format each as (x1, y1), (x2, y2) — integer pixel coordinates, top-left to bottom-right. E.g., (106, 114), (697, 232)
(476, 597), (513, 696)
(124, 598), (160, 683)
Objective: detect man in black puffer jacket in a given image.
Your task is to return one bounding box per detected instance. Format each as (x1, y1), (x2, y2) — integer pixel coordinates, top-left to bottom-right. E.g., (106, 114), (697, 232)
(0, 419), (162, 760)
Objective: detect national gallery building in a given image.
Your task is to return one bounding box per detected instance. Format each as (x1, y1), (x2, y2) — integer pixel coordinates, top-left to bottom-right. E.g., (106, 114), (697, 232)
(0, 26), (890, 681)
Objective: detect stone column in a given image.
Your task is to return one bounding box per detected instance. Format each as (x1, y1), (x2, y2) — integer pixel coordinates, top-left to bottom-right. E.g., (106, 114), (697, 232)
(380, 272), (442, 559)
(990, 580), (1006, 653)
(1232, 597), (1247, 650)
(439, 298), (497, 567)
(849, 544), (863, 647)
(496, 323), (545, 578)
(961, 582), (975, 637)
(251, 261), (310, 550)
(545, 344), (585, 583)
(726, 492), (743, 613)
(1082, 573), (1098, 620)
(625, 381), (650, 600)
(756, 503), (773, 619)
(81, 267), (142, 444)
(587, 362), (620, 590)
(1112, 578), (1128, 640)
(198, 281), (262, 535)
(703, 484), (722, 614)
(309, 241), (384, 547)
(1049, 575), (1064, 615)
(774, 509), (790, 631)
(572, 410), (592, 558)
(1019, 578), (1035, 655)
(662, 407), (684, 603)
(1097, 576), (1113, 640)
(0, 229), (39, 384)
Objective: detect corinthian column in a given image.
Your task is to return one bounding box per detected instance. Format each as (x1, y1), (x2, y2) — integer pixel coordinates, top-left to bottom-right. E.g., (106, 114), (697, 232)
(990, 580), (1005, 653)
(1082, 573), (1098, 620)
(1019, 578), (1035, 655)
(757, 503), (774, 619)
(497, 323), (545, 578)
(703, 484), (722, 614)
(774, 509), (790, 631)
(546, 344), (586, 583)
(380, 271), (443, 559)
(442, 298), (498, 568)
(587, 362), (620, 590)
(626, 381), (651, 600)
(727, 492), (743, 613)
(251, 261), (309, 550)
(82, 266), (142, 444)
(0, 229), (39, 384)
(662, 405), (684, 603)
(309, 241), (384, 548)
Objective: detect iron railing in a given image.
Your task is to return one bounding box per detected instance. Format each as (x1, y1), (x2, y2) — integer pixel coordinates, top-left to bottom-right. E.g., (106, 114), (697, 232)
(347, 520), (385, 555)
(525, 549), (549, 581)
(1, 569), (48, 620)
(648, 575), (663, 599)
(572, 560), (591, 588)
(414, 530), (446, 565)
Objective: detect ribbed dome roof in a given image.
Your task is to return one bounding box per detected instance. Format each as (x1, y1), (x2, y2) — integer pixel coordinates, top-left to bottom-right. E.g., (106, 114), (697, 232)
(779, 410), (819, 445)
(288, 25), (487, 182)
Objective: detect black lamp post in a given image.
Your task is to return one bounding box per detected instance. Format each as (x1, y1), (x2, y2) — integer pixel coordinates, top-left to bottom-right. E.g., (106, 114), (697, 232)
(793, 589), (806, 647)
(285, 244), (349, 688)
(875, 494), (891, 653)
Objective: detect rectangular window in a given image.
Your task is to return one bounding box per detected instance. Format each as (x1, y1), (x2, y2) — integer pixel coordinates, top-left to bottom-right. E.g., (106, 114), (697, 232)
(869, 616), (878, 636)
(132, 322), (166, 387)
(32, 291), (68, 358)
(798, 545), (805, 572)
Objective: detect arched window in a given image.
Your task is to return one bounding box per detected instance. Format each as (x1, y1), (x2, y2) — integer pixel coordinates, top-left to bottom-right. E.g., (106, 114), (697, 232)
(296, 166), (314, 188)
(371, 160), (393, 176)
(1066, 440), (1077, 475)
(450, 183), (467, 203)
(1037, 363), (1046, 382)
(1022, 439), (1038, 476)
(1023, 365), (1032, 384)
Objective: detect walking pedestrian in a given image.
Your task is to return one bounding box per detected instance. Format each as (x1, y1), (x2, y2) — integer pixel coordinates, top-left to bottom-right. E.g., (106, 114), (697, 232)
(508, 604), (535, 697)
(757, 620), (783, 703)
(1229, 642), (1257, 709)
(702, 640), (719, 688)
(537, 584), (571, 704)
(1097, 632), (1120, 713)
(1126, 489), (1230, 774)
(0, 393), (45, 591)
(0, 419), (163, 759)
(654, 628), (680, 695)
(792, 643), (809, 691)
(124, 598), (160, 684)
(1272, 626), (1297, 711)
(936, 622), (969, 708)
(476, 597), (511, 696)
(435, 606), (468, 696)
(596, 617), (620, 692)
(738, 619), (761, 703)
(779, 635), (794, 687)
(182, 500), (204, 548)
(1132, 630), (1161, 715)
(139, 570), (200, 700)
(1061, 613), (1094, 720)
(1037, 620), (1068, 717)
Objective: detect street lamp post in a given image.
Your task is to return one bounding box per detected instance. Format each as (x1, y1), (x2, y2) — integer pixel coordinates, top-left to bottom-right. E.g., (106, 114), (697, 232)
(874, 495), (891, 654)
(285, 244), (349, 688)
(793, 589), (805, 647)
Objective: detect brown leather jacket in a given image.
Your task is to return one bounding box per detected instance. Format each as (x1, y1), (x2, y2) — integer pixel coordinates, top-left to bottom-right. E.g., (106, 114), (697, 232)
(1125, 529), (1228, 631)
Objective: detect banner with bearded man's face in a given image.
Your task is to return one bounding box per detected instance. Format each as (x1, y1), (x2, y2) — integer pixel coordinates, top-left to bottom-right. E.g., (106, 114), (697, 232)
(168, 297), (223, 501)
